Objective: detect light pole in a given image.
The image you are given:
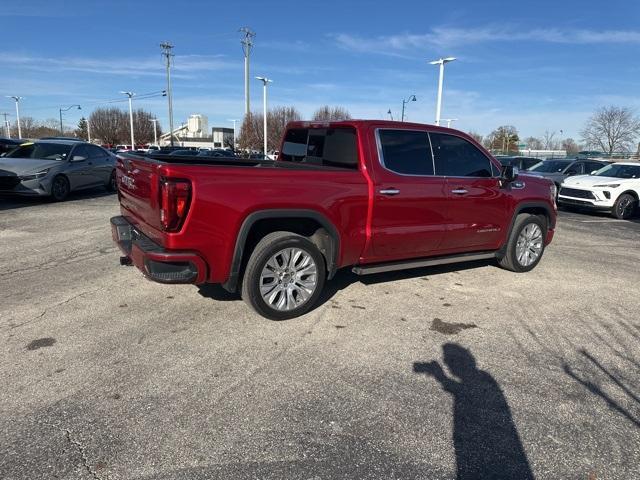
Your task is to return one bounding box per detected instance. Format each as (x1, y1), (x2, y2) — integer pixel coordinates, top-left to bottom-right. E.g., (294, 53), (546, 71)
(160, 42), (175, 147)
(387, 109), (394, 121)
(87, 117), (91, 143)
(6, 96), (23, 138)
(59, 104), (81, 135)
(1, 112), (11, 138)
(228, 119), (238, 150)
(120, 91), (136, 149)
(150, 118), (159, 146)
(442, 118), (459, 128)
(240, 28), (255, 116)
(401, 95), (417, 122)
(255, 77), (272, 156)
(429, 57), (456, 126)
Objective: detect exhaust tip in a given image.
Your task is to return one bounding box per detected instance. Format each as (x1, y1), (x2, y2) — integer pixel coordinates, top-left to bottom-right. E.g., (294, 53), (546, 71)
(120, 256), (133, 266)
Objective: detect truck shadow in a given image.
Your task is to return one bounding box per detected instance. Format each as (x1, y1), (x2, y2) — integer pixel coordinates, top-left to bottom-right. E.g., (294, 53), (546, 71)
(0, 189), (115, 211)
(196, 259), (495, 312)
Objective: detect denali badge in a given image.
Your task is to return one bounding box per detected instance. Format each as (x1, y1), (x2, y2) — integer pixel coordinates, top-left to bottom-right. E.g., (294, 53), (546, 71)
(121, 175), (136, 189)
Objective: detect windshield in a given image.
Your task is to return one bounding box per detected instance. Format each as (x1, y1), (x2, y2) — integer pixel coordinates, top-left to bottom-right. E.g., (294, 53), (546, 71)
(529, 160), (571, 173)
(6, 143), (72, 161)
(593, 164), (640, 179)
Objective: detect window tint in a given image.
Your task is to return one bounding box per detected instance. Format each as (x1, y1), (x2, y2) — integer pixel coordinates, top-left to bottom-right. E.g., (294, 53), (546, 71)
(72, 145), (89, 159)
(6, 142), (72, 160)
(587, 161), (606, 172)
(430, 133), (493, 177)
(280, 127), (358, 169)
(523, 158), (540, 169)
(565, 162), (584, 174)
(87, 145), (107, 158)
(378, 129), (433, 175)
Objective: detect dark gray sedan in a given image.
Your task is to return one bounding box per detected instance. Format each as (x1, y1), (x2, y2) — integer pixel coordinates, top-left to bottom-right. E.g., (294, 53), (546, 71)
(0, 140), (116, 201)
(527, 158), (611, 187)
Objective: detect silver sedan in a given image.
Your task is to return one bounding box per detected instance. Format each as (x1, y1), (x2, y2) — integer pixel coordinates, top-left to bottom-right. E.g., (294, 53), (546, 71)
(0, 140), (116, 201)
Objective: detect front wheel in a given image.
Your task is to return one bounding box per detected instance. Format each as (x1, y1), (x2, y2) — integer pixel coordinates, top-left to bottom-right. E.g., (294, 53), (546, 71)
(241, 232), (326, 320)
(612, 193), (637, 219)
(498, 214), (546, 273)
(50, 175), (70, 202)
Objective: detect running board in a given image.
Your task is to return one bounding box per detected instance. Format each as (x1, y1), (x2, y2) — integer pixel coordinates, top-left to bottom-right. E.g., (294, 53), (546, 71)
(352, 251), (497, 275)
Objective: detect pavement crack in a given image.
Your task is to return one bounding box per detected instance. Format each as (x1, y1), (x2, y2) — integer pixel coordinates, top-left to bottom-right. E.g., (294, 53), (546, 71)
(64, 428), (102, 480)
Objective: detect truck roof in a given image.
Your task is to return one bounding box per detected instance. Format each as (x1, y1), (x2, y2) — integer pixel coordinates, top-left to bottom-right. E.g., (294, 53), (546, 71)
(286, 119), (464, 133)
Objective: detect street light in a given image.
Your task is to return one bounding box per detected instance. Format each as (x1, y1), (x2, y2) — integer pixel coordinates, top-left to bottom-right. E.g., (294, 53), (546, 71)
(59, 104), (81, 135)
(150, 118), (159, 146)
(255, 76), (272, 156)
(442, 118), (459, 128)
(227, 119), (238, 150)
(120, 91), (136, 149)
(6, 96), (23, 138)
(387, 109), (394, 121)
(401, 95), (417, 122)
(429, 57), (456, 126)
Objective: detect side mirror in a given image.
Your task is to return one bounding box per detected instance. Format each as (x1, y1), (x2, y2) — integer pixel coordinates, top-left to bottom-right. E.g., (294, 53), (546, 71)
(501, 165), (519, 182)
(71, 155), (87, 162)
(590, 170), (598, 175)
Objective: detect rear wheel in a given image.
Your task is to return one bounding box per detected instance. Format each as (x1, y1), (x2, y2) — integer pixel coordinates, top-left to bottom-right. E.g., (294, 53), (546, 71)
(612, 193), (637, 219)
(498, 214), (546, 273)
(106, 170), (117, 192)
(241, 232), (326, 320)
(50, 175), (70, 202)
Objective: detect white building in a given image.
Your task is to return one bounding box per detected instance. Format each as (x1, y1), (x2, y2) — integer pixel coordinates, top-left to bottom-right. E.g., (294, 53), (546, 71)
(159, 113), (234, 149)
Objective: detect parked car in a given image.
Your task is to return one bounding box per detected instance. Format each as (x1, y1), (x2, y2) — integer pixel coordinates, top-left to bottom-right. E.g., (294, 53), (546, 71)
(0, 137), (23, 156)
(577, 150), (604, 159)
(497, 156), (541, 171)
(197, 149), (236, 158)
(528, 158), (611, 188)
(110, 120), (556, 320)
(0, 140), (116, 201)
(558, 162), (640, 219)
(167, 149), (199, 156)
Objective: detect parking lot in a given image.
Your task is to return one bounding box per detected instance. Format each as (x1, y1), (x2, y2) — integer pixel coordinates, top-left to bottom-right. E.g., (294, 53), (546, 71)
(1, 191), (639, 479)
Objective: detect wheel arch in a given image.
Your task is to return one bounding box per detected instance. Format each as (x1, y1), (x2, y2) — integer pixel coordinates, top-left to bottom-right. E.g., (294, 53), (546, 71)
(222, 209), (340, 292)
(498, 202), (554, 257)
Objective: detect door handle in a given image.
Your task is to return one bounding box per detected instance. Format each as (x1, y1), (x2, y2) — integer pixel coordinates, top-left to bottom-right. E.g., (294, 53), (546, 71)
(379, 188), (400, 196)
(451, 188), (468, 195)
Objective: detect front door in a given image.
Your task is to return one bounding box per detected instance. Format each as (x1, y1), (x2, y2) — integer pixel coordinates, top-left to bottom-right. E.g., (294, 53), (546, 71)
(368, 128), (448, 262)
(430, 132), (508, 251)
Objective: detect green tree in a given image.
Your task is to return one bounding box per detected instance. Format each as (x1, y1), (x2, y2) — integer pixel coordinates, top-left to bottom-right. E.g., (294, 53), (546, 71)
(75, 117), (88, 140)
(487, 126), (520, 153)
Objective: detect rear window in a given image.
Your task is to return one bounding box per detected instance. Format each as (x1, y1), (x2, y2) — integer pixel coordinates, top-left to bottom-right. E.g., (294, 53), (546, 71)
(280, 127), (358, 169)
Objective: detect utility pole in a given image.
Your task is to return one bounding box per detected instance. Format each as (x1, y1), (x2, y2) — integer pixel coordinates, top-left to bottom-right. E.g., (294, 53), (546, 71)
(121, 92), (136, 149)
(87, 117), (91, 143)
(255, 77), (272, 156)
(150, 118), (158, 146)
(240, 27), (255, 116)
(227, 119), (238, 150)
(160, 42), (175, 147)
(1, 113), (10, 138)
(6, 96), (22, 138)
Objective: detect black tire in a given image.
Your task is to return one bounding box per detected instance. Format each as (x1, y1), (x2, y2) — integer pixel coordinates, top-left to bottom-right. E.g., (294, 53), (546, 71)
(498, 214), (547, 273)
(612, 193), (637, 220)
(106, 170), (117, 192)
(50, 175), (70, 202)
(241, 231), (326, 320)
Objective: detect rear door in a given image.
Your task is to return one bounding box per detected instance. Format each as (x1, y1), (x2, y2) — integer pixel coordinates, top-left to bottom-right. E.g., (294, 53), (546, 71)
(430, 132), (508, 251)
(86, 145), (113, 184)
(368, 128), (448, 261)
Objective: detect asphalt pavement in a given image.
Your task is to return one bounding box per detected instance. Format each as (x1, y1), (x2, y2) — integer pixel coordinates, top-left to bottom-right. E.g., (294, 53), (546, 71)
(1, 190), (639, 479)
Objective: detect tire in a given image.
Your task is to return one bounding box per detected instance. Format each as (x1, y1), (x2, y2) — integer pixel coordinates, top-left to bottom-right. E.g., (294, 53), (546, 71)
(612, 193), (637, 220)
(50, 175), (70, 202)
(498, 214), (547, 273)
(241, 231), (326, 320)
(106, 170), (117, 192)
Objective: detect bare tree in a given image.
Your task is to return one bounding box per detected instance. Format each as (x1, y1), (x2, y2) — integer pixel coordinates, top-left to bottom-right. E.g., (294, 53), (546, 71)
(581, 106), (640, 154)
(239, 106), (302, 152)
(467, 131), (483, 145)
(132, 109), (161, 145)
(561, 138), (580, 154)
(11, 116), (59, 139)
(312, 106), (351, 121)
(542, 130), (557, 150)
(523, 136), (543, 150)
(90, 108), (127, 146)
(487, 125), (520, 153)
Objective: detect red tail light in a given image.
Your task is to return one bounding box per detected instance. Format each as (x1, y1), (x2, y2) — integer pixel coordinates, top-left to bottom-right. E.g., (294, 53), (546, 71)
(160, 179), (191, 232)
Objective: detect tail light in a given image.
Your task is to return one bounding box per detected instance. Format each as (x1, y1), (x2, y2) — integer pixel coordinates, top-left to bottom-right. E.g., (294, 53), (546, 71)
(160, 179), (191, 232)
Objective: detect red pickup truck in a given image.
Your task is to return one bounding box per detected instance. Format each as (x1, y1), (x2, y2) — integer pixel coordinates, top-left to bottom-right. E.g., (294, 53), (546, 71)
(111, 120), (556, 319)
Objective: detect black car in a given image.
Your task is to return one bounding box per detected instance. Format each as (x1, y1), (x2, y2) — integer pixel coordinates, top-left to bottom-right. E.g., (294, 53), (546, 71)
(0, 138), (24, 156)
(497, 156), (541, 171)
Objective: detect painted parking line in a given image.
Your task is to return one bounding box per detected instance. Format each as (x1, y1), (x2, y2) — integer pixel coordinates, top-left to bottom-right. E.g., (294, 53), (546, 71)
(579, 219), (629, 223)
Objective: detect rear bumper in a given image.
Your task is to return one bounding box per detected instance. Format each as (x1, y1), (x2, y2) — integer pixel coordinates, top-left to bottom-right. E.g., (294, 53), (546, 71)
(110, 216), (208, 284)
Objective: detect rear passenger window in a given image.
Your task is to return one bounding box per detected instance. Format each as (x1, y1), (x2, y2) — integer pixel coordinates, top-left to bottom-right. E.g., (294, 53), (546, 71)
(430, 133), (493, 177)
(280, 127), (358, 169)
(378, 130), (434, 175)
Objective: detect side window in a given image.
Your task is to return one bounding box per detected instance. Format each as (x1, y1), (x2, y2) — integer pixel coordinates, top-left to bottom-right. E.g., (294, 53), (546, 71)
(72, 145), (89, 159)
(87, 145), (106, 158)
(587, 161), (604, 173)
(378, 129), (434, 175)
(523, 158), (539, 170)
(430, 133), (493, 177)
(567, 162), (584, 175)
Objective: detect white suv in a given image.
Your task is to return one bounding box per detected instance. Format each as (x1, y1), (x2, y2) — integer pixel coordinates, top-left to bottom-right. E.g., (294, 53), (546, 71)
(558, 162), (640, 219)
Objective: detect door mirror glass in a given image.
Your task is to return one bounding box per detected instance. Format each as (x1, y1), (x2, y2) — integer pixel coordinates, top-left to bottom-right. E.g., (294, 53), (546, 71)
(71, 155), (87, 162)
(501, 165), (518, 182)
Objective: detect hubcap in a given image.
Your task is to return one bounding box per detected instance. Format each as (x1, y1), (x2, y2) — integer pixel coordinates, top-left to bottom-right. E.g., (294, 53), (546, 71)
(259, 247), (318, 311)
(515, 223), (543, 267)
(53, 179), (67, 198)
(618, 197), (632, 216)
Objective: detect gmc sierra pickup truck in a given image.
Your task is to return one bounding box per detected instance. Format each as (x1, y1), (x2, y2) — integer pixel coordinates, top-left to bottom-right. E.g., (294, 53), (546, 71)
(111, 120), (556, 320)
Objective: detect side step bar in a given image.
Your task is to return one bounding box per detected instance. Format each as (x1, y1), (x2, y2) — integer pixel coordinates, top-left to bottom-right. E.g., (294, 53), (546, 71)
(352, 251), (497, 276)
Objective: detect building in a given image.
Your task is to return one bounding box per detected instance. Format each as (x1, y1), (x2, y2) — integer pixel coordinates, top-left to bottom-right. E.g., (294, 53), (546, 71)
(159, 114), (234, 149)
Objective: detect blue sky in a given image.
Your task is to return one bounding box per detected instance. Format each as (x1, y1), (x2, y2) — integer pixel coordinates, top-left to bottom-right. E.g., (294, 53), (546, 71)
(1, 0), (639, 140)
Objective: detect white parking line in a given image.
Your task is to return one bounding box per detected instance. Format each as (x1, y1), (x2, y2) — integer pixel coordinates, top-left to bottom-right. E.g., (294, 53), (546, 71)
(579, 219), (628, 223)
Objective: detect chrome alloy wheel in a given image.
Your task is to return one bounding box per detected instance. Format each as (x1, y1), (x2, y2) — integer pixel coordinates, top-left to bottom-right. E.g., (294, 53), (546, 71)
(617, 196), (634, 218)
(259, 247), (318, 311)
(515, 223), (543, 267)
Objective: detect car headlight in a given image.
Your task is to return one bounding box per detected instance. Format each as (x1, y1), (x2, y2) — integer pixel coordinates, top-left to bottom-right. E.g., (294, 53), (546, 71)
(592, 183), (620, 188)
(550, 183), (557, 200)
(19, 169), (50, 181)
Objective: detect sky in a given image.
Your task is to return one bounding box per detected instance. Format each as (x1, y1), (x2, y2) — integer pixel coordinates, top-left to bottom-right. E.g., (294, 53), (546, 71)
(1, 0), (639, 141)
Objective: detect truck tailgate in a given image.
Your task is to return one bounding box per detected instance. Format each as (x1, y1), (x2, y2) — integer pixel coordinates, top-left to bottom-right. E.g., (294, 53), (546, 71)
(116, 155), (163, 232)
